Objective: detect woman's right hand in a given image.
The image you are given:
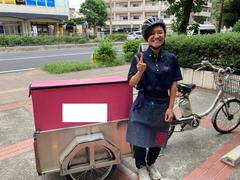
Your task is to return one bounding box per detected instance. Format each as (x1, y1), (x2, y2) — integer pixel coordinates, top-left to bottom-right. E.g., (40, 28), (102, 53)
(135, 53), (147, 74)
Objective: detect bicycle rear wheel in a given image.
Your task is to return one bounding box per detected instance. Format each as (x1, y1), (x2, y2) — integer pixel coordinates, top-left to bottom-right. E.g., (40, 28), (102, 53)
(212, 99), (240, 133)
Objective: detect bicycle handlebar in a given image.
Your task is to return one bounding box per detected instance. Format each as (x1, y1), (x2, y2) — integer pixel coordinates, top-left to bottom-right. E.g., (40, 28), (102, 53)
(193, 60), (233, 75)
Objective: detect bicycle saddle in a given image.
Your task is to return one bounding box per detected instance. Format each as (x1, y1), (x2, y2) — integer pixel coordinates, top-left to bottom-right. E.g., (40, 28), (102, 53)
(177, 83), (196, 95)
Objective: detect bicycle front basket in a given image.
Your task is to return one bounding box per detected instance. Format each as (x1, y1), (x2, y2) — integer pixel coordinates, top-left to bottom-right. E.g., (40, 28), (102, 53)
(214, 73), (240, 98)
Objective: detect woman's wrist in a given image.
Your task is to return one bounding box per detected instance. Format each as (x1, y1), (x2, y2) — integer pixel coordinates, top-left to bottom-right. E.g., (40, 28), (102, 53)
(136, 70), (143, 76)
(167, 106), (174, 111)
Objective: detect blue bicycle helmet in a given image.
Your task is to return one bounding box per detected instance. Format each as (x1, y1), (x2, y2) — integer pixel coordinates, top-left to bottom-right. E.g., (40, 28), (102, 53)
(142, 17), (166, 41)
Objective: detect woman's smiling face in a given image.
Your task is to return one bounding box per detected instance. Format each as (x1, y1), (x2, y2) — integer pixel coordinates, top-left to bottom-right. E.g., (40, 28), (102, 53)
(147, 26), (165, 49)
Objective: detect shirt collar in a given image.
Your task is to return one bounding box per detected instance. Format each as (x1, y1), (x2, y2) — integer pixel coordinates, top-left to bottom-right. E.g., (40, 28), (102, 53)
(146, 47), (166, 60)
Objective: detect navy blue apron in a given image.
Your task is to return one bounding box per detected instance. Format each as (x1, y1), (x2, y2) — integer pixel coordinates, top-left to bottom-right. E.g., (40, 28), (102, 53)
(126, 93), (170, 148)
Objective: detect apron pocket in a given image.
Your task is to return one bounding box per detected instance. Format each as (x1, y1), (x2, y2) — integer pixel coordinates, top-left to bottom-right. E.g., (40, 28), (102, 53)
(130, 100), (169, 129)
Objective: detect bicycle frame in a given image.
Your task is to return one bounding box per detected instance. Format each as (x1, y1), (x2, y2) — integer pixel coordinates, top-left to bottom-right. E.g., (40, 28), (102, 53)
(169, 60), (240, 135)
(198, 89), (224, 118)
(172, 89), (225, 126)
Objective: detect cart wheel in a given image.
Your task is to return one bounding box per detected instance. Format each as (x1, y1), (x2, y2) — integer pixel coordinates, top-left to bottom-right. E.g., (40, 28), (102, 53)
(65, 145), (117, 180)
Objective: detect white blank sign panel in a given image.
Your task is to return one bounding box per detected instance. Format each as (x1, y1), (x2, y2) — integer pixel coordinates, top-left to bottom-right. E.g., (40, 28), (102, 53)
(62, 104), (108, 123)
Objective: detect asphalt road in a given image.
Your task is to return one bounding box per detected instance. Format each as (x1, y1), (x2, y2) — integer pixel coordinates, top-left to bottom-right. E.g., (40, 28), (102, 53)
(0, 45), (122, 73)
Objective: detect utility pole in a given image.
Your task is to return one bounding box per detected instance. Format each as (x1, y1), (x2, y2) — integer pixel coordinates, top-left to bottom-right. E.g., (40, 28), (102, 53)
(218, 0), (224, 32)
(109, 0), (113, 35)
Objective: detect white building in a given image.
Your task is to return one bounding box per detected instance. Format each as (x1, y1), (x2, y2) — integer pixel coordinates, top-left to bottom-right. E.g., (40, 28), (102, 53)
(104, 0), (213, 33)
(69, 8), (82, 19)
(189, 0), (213, 24)
(104, 0), (173, 32)
(0, 0), (69, 36)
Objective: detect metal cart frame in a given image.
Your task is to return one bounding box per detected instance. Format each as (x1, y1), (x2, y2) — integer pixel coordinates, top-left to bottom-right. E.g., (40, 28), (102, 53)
(30, 76), (133, 179)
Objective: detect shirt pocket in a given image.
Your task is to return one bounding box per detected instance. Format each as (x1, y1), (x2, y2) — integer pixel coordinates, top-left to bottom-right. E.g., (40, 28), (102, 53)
(158, 65), (172, 89)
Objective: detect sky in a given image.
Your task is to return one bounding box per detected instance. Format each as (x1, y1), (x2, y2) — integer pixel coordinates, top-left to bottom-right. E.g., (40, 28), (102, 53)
(69, 0), (85, 9)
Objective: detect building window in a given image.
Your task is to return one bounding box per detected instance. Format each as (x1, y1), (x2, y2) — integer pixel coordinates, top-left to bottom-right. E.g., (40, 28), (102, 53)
(133, 16), (140, 20)
(3, 24), (20, 35)
(145, 1), (153, 6)
(164, 14), (170, 19)
(132, 3), (139, 7)
(16, 0), (26, 5)
(146, 14), (158, 18)
(122, 16), (128, 20)
(0, 26), (4, 34)
(119, 3), (128, 8)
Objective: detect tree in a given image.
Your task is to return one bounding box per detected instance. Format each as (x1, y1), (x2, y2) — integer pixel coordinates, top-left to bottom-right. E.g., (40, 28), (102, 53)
(223, 0), (240, 28)
(233, 19), (240, 32)
(64, 17), (85, 33)
(218, 0), (224, 32)
(65, 17), (85, 26)
(79, 0), (108, 35)
(213, 0), (240, 30)
(212, 0), (223, 31)
(163, 0), (207, 34)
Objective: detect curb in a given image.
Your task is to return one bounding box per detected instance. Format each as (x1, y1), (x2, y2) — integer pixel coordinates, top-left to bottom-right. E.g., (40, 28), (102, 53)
(0, 68), (35, 75)
(0, 41), (124, 52)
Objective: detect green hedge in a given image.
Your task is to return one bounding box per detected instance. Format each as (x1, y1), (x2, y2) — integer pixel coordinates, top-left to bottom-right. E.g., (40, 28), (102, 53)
(94, 40), (116, 63)
(0, 35), (89, 46)
(165, 33), (240, 69)
(233, 20), (240, 32)
(122, 33), (240, 69)
(122, 39), (143, 54)
(107, 33), (128, 41)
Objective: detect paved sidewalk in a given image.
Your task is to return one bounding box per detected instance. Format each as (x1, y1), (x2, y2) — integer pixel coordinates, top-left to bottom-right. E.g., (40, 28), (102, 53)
(0, 65), (239, 180)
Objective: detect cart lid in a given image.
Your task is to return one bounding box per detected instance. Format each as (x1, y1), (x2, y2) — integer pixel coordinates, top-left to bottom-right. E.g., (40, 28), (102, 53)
(29, 76), (128, 96)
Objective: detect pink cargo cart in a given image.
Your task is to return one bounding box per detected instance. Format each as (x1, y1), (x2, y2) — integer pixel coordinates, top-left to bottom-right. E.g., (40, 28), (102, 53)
(29, 76), (133, 180)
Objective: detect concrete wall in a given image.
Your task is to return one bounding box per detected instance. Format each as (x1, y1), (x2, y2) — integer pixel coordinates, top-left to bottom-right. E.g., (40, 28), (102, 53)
(181, 68), (217, 90)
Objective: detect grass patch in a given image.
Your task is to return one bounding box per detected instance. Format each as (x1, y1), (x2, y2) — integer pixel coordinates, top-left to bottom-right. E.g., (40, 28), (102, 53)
(42, 61), (98, 74)
(42, 59), (125, 74)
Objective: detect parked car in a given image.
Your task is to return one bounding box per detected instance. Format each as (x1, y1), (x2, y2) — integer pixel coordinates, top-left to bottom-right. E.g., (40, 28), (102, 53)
(127, 31), (143, 40)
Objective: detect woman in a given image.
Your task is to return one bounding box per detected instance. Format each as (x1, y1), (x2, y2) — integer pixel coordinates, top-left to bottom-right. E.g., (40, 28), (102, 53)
(126, 17), (182, 180)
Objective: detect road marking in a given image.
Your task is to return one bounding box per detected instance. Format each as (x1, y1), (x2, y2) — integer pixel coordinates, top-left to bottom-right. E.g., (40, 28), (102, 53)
(0, 52), (92, 61)
(0, 68), (35, 74)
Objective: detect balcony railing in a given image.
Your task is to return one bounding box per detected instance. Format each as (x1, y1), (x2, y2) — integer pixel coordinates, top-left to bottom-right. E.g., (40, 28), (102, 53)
(108, 5), (161, 13)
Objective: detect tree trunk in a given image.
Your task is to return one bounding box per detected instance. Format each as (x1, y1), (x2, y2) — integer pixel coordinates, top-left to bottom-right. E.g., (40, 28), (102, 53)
(94, 25), (97, 36)
(218, 0), (224, 32)
(179, 0), (194, 34)
(109, 0), (113, 35)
